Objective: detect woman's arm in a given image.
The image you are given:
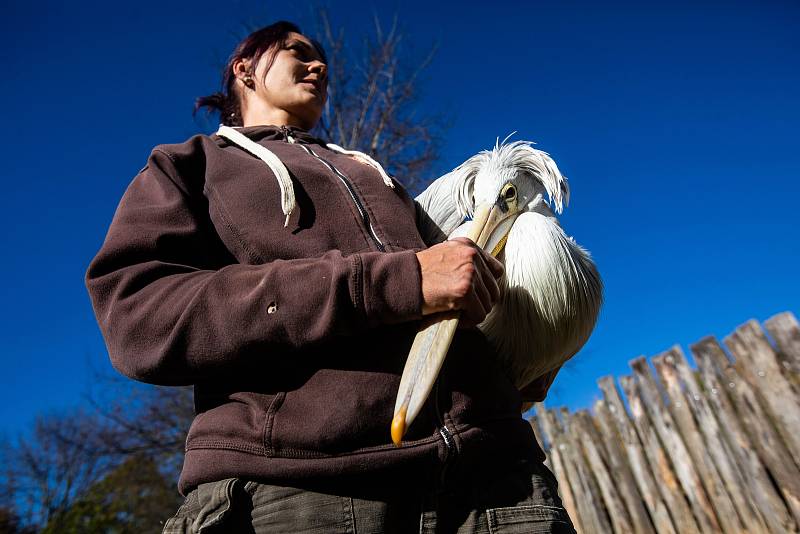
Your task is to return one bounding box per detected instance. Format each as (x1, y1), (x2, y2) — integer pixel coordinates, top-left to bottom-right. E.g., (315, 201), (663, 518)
(86, 148), (423, 386)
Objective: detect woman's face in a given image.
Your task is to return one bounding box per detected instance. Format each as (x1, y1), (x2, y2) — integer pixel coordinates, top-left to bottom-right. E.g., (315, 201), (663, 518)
(251, 32), (328, 129)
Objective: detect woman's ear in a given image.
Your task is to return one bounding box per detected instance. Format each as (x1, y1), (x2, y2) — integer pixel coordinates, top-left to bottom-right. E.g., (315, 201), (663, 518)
(232, 58), (254, 89)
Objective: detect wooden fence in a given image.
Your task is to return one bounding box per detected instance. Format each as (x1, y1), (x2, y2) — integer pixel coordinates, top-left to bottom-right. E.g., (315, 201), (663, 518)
(531, 311), (800, 533)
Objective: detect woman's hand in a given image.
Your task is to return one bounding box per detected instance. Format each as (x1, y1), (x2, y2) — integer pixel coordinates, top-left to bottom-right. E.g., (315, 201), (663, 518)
(415, 237), (504, 327)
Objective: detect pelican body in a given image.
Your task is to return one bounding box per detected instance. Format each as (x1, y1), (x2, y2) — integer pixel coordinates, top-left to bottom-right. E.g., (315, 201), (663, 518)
(392, 140), (602, 445)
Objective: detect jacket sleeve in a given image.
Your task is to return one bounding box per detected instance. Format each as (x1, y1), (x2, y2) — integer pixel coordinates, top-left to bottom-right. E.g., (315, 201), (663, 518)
(86, 148), (423, 386)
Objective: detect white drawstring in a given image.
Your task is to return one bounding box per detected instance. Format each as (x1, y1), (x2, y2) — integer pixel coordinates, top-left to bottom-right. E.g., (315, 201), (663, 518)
(217, 125), (295, 227)
(325, 143), (395, 189)
(216, 126), (397, 228)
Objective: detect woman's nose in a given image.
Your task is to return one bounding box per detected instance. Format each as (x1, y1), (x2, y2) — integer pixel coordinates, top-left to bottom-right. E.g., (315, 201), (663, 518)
(310, 61), (327, 79)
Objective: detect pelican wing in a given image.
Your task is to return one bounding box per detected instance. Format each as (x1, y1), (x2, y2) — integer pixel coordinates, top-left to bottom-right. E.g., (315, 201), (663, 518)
(414, 157), (480, 245)
(478, 211), (602, 388)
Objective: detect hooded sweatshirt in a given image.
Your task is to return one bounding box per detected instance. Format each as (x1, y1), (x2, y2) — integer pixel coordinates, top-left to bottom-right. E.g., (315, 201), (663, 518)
(86, 125), (546, 497)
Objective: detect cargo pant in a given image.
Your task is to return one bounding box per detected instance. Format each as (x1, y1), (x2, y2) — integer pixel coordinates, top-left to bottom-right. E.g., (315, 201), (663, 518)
(162, 460), (576, 533)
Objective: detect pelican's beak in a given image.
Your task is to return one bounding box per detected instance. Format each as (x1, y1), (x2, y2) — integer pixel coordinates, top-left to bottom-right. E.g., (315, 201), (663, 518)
(474, 198), (520, 251)
(390, 199), (517, 446)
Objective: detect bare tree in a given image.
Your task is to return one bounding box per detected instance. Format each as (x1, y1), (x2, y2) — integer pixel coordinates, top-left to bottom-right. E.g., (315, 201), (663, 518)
(85, 372), (193, 478)
(40, 455), (180, 534)
(0, 412), (112, 528)
(311, 10), (448, 192)
(0, 379), (191, 531)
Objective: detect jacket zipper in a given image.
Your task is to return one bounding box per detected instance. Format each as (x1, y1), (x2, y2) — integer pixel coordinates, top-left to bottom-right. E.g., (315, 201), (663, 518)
(433, 378), (458, 490)
(283, 128), (386, 252)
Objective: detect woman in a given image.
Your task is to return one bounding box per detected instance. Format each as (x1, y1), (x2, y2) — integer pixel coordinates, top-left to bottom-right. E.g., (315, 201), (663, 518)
(86, 20), (575, 533)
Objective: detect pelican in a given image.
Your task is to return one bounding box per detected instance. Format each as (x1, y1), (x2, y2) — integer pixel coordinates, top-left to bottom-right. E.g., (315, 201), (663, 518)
(392, 139), (602, 445)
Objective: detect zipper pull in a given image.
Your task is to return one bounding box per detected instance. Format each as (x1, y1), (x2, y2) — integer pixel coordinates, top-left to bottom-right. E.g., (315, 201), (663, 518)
(280, 125), (296, 144)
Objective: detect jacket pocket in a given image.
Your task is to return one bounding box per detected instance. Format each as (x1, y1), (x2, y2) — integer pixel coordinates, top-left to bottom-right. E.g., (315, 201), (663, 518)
(484, 460), (576, 534)
(269, 365), (439, 455)
(162, 478), (249, 534)
(487, 504), (575, 534)
(185, 392), (281, 455)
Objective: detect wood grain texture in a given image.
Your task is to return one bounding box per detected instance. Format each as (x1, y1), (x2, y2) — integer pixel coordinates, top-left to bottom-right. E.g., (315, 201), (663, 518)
(664, 345), (770, 534)
(692, 336), (800, 530)
(536, 404), (583, 533)
(652, 348), (742, 533)
(593, 397), (656, 534)
(599, 376), (676, 534)
(621, 373), (699, 534)
(764, 311), (800, 395)
(560, 407), (612, 533)
(724, 320), (800, 469)
(534, 314), (800, 533)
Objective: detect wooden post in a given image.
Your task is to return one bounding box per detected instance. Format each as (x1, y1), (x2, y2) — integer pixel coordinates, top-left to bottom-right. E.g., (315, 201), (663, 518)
(620, 373), (699, 533)
(630, 357), (721, 532)
(659, 345), (769, 534)
(598, 376), (676, 534)
(593, 398), (656, 534)
(573, 410), (635, 533)
(560, 408), (612, 533)
(692, 335), (800, 528)
(532, 313), (800, 533)
(652, 348), (744, 533)
(537, 404), (583, 533)
(724, 320), (800, 469)
(764, 311), (800, 392)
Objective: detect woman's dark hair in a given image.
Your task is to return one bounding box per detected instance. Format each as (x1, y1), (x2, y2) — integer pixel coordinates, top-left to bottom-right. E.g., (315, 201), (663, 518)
(195, 21), (327, 126)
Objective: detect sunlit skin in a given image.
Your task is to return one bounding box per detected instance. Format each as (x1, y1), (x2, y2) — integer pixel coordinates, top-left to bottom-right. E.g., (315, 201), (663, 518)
(234, 32), (328, 130)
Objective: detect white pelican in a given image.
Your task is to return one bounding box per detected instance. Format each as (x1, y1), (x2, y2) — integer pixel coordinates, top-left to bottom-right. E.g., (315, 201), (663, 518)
(392, 139), (602, 445)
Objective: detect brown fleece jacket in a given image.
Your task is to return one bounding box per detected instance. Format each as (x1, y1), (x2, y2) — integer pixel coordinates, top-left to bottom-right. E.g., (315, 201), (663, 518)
(86, 125), (545, 497)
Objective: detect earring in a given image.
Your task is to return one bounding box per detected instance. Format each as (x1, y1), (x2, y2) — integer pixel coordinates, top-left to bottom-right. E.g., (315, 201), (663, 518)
(243, 76), (255, 89)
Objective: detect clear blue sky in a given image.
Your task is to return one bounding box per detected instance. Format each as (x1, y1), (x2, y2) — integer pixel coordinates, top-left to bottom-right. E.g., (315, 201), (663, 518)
(1, 0), (797, 436)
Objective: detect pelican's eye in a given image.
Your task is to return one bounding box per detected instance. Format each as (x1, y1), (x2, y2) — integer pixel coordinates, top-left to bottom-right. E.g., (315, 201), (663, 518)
(503, 185), (517, 201)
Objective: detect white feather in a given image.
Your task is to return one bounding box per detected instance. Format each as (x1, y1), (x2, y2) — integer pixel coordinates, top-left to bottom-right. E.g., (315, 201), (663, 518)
(414, 161), (476, 245)
(416, 138), (602, 390)
(415, 140), (570, 244)
(479, 211), (602, 388)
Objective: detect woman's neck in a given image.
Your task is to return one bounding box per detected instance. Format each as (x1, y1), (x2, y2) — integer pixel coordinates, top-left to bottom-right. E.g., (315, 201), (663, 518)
(241, 103), (311, 130)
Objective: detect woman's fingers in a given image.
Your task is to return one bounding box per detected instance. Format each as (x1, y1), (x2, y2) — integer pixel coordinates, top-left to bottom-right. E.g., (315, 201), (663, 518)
(475, 248), (501, 304)
(461, 277), (490, 327)
(464, 258), (494, 326)
(416, 238), (504, 322)
(483, 247), (505, 279)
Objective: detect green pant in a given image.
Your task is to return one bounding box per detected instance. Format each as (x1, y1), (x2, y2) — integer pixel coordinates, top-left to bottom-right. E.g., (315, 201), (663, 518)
(162, 460), (575, 533)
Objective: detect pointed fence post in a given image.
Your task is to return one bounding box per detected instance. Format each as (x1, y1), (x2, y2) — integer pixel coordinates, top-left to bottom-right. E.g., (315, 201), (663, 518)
(621, 373), (700, 534)
(536, 404), (583, 533)
(724, 320), (800, 468)
(692, 335), (800, 528)
(764, 311), (800, 378)
(660, 345), (770, 534)
(560, 407), (612, 533)
(593, 397), (656, 534)
(573, 410), (635, 533)
(598, 376), (676, 534)
(539, 313), (800, 533)
(652, 348), (744, 533)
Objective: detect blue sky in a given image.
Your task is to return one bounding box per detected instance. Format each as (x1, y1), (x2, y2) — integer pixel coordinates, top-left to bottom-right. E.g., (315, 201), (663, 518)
(1, 0), (797, 436)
